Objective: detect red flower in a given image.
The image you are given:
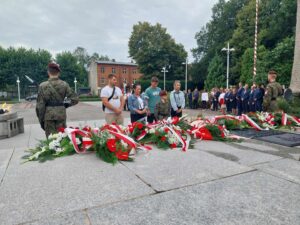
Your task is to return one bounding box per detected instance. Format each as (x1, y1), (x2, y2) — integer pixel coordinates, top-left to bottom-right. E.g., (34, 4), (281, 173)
(172, 117), (179, 125)
(106, 139), (117, 152)
(287, 121), (292, 125)
(115, 151), (129, 160)
(196, 127), (213, 140)
(134, 122), (143, 129)
(160, 136), (167, 141)
(57, 127), (65, 133)
(164, 127), (169, 133)
(170, 143), (177, 148)
(128, 126), (134, 133)
(82, 126), (91, 132)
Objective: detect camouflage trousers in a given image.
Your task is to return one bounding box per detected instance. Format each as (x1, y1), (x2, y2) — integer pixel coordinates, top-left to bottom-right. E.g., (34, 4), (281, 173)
(265, 100), (278, 112)
(45, 120), (66, 138)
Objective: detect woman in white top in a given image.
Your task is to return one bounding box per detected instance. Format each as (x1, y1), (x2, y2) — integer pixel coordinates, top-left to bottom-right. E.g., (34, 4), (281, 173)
(218, 88), (226, 114)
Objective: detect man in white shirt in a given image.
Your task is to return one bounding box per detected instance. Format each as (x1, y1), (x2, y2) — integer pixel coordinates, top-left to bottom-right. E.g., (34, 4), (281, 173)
(170, 80), (185, 118)
(201, 90), (209, 109)
(100, 74), (124, 124)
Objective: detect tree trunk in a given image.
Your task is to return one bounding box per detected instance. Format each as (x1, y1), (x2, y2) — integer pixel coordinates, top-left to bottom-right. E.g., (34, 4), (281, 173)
(290, 0), (300, 96)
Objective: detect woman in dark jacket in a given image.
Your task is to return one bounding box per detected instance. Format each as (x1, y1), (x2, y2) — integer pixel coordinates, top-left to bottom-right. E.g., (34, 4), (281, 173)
(230, 87), (238, 115)
(128, 83), (148, 123)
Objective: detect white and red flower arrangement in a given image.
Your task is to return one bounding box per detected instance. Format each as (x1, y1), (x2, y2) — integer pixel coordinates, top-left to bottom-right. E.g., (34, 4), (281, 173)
(23, 113), (300, 164)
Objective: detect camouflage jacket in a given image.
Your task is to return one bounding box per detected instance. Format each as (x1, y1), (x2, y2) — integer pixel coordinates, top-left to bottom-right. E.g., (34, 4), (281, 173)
(263, 81), (282, 111)
(36, 77), (79, 124)
(154, 101), (171, 120)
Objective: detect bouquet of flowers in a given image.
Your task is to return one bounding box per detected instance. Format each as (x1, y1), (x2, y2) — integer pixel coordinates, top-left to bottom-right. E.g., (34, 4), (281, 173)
(126, 116), (192, 151)
(127, 121), (151, 141)
(23, 128), (84, 163)
(91, 130), (133, 164)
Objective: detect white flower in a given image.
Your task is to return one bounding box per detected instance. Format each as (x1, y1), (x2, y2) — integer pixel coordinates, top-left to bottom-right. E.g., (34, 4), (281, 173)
(48, 141), (55, 150)
(55, 147), (63, 153)
(149, 128), (155, 134)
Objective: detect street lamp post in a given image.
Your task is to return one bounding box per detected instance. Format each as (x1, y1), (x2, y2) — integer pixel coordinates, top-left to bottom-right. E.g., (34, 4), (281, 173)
(74, 77), (77, 93)
(182, 58), (188, 93)
(221, 42), (235, 89)
(161, 66), (169, 90)
(16, 77), (20, 102)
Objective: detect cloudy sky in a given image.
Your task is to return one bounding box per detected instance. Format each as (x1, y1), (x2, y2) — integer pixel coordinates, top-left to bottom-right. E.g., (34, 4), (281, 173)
(0, 0), (218, 62)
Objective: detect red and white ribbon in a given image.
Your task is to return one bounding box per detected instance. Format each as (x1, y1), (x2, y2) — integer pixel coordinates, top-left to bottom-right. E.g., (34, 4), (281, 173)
(242, 114), (265, 131)
(65, 128), (92, 154)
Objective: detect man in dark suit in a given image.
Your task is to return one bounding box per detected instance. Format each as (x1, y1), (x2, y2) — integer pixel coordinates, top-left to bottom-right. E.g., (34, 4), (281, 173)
(236, 82), (244, 116)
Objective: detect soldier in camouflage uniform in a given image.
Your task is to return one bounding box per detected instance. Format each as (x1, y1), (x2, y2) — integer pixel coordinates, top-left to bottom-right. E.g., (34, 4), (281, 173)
(263, 70), (283, 112)
(36, 62), (79, 137)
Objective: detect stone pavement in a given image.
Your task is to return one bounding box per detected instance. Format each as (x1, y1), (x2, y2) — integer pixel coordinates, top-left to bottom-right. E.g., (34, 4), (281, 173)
(1, 102), (300, 225)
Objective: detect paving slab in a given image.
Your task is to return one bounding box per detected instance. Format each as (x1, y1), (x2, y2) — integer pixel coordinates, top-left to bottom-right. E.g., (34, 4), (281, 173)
(194, 141), (281, 166)
(254, 158), (300, 184)
(87, 171), (300, 225)
(234, 141), (279, 152)
(0, 125), (31, 150)
(0, 148), (14, 182)
(0, 148), (155, 225)
(290, 153), (300, 161)
(256, 133), (300, 147)
(122, 148), (254, 192)
(23, 210), (89, 225)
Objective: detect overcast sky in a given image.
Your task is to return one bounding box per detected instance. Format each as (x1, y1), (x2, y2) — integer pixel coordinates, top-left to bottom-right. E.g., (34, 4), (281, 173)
(0, 0), (218, 62)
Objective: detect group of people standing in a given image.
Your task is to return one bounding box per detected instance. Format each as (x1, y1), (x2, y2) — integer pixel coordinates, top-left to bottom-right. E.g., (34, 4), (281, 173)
(186, 70), (283, 116)
(36, 63), (283, 138)
(101, 75), (185, 124)
(209, 82), (265, 116)
(186, 85), (264, 116)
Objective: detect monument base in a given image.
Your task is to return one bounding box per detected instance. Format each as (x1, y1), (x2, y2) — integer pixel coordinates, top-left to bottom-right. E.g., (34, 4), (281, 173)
(0, 112), (24, 139)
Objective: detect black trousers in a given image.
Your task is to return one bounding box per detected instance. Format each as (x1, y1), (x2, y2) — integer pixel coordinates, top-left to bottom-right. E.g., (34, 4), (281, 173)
(193, 99), (198, 109)
(130, 113), (146, 123)
(255, 100), (263, 112)
(242, 100), (249, 114)
(147, 113), (156, 123)
(237, 100), (243, 115)
(213, 100), (218, 111)
(171, 107), (182, 118)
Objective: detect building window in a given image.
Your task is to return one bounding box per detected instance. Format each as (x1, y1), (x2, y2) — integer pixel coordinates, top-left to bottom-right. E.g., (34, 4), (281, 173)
(101, 67), (105, 73)
(122, 68), (127, 74)
(100, 77), (106, 85)
(112, 67), (116, 74)
(132, 69), (137, 74)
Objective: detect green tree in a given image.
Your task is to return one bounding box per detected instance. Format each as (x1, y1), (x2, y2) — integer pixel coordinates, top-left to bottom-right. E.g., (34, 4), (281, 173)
(204, 54), (226, 90)
(88, 52), (110, 65)
(73, 47), (89, 68)
(266, 36), (295, 86)
(240, 45), (269, 85)
(0, 46), (51, 89)
(56, 51), (87, 87)
(192, 0), (248, 86)
(128, 21), (187, 80)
